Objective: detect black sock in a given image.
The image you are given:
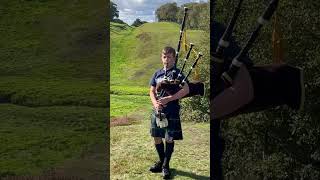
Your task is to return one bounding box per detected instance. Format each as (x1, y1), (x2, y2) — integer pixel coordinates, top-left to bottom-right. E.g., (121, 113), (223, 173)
(155, 142), (165, 163)
(163, 141), (174, 168)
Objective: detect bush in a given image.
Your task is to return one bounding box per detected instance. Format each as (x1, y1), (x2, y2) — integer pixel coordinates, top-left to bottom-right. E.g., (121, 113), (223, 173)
(131, 18), (147, 27)
(112, 18), (126, 24)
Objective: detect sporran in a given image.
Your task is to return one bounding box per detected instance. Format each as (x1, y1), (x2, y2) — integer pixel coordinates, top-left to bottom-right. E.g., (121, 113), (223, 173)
(156, 113), (168, 128)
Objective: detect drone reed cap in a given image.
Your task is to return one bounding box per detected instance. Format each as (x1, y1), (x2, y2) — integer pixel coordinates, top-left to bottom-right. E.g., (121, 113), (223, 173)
(218, 39), (230, 48)
(262, 0), (279, 21)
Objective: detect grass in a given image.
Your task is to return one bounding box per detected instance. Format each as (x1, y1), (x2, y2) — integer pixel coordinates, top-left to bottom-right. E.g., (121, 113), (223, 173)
(110, 84), (150, 118)
(0, 77), (108, 107)
(0, 104), (107, 177)
(110, 121), (210, 179)
(110, 94), (150, 118)
(0, 0), (108, 177)
(110, 85), (150, 118)
(110, 85), (149, 96)
(0, 0), (106, 80)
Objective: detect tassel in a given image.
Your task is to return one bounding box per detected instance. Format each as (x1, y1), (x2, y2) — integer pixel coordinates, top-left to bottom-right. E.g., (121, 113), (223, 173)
(272, 12), (284, 63)
(194, 67), (200, 81)
(183, 30), (188, 52)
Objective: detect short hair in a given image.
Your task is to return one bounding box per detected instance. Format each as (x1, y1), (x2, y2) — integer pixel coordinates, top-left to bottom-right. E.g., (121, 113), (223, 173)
(162, 46), (176, 57)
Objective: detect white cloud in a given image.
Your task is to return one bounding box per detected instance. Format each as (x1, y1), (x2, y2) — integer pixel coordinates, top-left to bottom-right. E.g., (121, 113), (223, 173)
(133, 0), (145, 3)
(112, 0), (208, 25)
(123, 8), (133, 12)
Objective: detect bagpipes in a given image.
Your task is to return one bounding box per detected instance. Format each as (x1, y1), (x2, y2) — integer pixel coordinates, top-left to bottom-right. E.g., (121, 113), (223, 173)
(154, 7), (205, 127)
(211, 0), (305, 120)
(156, 7), (206, 98)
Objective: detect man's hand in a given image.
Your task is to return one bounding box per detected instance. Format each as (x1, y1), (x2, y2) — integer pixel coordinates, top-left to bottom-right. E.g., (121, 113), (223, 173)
(158, 96), (172, 106)
(157, 83), (189, 107)
(154, 102), (164, 111)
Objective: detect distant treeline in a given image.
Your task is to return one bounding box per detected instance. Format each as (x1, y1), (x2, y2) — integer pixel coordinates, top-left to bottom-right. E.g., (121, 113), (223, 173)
(156, 2), (209, 30)
(110, 1), (125, 24)
(110, 1), (209, 29)
(110, 1), (146, 26)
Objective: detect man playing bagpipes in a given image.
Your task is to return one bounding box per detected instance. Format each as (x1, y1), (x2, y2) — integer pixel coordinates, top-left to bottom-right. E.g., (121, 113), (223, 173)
(211, 0), (305, 120)
(149, 46), (190, 179)
(148, 7), (205, 179)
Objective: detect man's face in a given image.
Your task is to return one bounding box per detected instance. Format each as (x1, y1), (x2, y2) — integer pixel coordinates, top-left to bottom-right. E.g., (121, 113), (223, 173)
(161, 52), (175, 69)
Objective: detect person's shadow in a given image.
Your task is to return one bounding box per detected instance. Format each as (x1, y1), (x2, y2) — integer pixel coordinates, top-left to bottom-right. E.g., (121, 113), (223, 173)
(169, 169), (210, 179)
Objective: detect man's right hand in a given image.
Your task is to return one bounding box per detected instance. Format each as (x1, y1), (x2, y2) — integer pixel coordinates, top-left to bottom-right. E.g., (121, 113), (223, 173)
(154, 102), (163, 112)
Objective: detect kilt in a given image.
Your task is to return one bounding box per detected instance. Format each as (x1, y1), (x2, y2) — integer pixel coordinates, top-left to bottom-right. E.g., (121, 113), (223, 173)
(150, 108), (183, 140)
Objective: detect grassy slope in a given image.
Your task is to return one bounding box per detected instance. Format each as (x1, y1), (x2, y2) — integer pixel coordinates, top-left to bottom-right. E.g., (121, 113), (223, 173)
(110, 22), (203, 118)
(0, 0), (107, 177)
(110, 22), (203, 87)
(0, 0), (108, 107)
(0, 104), (106, 175)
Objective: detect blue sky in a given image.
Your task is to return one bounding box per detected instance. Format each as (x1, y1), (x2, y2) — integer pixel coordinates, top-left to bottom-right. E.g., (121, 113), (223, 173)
(112, 0), (208, 25)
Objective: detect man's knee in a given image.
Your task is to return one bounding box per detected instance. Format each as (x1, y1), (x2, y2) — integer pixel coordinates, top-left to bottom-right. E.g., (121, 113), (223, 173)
(154, 137), (162, 144)
(165, 138), (174, 144)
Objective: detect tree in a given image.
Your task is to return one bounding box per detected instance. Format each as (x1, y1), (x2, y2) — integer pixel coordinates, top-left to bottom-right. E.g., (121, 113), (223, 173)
(155, 2), (179, 22)
(131, 18), (147, 27)
(179, 3), (210, 123)
(113, 18), (126, 24)
(176, 2), (209, 30)
(110, 1), (119, 21)
(155, 2), (209, 29)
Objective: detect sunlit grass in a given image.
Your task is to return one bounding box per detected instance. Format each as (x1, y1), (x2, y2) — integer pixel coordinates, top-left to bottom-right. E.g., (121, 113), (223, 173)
(110, 121), (210, 179)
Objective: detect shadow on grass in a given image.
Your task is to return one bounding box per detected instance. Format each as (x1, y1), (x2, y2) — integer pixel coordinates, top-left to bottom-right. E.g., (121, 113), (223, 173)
(171, 169), (210, 180)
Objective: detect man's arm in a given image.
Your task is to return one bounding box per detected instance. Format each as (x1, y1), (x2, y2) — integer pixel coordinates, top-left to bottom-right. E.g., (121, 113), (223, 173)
(158, 83), (189, 105)
(150, 86), (162, 111)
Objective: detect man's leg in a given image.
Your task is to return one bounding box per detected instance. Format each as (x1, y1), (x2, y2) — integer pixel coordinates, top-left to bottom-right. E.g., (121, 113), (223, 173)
(162, 139), (174, 179)
(150, 137), (164, 173)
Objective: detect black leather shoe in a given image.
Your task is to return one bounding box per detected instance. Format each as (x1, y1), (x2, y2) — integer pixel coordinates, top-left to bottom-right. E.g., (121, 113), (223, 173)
(162, 167), (171, 179)
(149, 161), (162, 173)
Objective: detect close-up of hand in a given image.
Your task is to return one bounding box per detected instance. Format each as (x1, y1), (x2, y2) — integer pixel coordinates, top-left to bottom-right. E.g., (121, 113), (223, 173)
(157, 96), (172, 106)
(154, 102), (163, 111)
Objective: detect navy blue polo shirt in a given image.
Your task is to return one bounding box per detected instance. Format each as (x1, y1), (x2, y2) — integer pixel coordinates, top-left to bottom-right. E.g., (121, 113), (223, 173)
(149, 67), (188, 113)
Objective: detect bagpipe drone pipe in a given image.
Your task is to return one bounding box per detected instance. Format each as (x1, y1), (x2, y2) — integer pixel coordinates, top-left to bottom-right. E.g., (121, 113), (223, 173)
(156, 7), (205, 99)
(211, 0), (305, 120)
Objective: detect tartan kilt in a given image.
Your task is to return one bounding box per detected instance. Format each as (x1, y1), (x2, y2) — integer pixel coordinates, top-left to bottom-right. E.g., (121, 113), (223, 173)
(150, 109), (183, 140)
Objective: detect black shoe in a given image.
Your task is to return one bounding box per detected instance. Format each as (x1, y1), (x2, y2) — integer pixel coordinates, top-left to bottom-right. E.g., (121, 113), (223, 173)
(149, 161), (162, 173)
(162, 167), (171, 179)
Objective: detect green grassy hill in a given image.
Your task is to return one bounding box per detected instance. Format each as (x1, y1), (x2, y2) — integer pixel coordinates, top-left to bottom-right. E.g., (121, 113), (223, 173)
(110, 22), (204, 118)
(111, 21), (203, 87)
(0, 0), (107, 178)
(0, 0), (107, 107)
